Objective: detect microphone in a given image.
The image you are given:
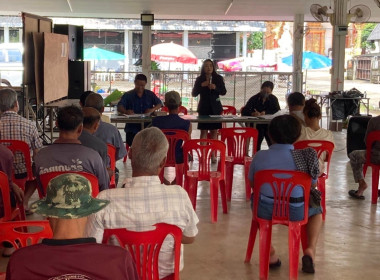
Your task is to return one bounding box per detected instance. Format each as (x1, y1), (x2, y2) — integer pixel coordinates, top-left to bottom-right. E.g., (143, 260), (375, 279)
(209, 76), (212, 85)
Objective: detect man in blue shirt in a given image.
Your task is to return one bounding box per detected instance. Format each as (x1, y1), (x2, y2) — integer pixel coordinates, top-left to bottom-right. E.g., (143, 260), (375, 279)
(117, 74), (162, 146)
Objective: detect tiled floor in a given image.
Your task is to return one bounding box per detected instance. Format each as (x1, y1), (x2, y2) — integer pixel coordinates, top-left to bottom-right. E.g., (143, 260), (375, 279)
(2, 124), (380, 280)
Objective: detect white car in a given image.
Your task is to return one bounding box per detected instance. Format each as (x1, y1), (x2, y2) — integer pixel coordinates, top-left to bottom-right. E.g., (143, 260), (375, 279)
(0, 43), (23, 86)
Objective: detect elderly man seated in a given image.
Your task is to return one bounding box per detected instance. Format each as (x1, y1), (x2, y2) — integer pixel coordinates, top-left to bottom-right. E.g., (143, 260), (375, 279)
(86, 127), (199, 279)
(6, 173), (138, 279)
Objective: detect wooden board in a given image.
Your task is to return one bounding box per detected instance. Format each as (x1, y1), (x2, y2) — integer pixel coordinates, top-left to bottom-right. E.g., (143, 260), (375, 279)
(43, 33), (68, 103)
(33, 33), (44, 104)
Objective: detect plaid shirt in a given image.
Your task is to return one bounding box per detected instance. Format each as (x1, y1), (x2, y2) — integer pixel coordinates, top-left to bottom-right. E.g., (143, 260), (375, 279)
(0, 111), (43, 174)
(85, 176), (199, 279)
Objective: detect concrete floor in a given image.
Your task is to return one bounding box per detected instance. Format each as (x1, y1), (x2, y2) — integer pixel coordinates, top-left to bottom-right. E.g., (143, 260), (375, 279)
(1, 125), (380, 280)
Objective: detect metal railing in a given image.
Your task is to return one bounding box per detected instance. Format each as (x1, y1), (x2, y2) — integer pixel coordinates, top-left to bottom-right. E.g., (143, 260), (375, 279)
(93, 70), (294, 112)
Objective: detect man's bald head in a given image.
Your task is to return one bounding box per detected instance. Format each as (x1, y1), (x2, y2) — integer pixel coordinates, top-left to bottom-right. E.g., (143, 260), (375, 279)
(82, 107), (101, 130)
(85, 93), (104, 113)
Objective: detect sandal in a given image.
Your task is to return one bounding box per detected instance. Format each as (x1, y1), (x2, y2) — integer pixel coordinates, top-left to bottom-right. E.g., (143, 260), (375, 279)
(269, 259), (281, 268)
(348, 190), (365, 200)
(302, 255), (315, 274)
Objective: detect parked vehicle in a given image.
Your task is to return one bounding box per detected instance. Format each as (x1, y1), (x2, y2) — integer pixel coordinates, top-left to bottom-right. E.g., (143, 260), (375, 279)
(0, 43), (23, 86)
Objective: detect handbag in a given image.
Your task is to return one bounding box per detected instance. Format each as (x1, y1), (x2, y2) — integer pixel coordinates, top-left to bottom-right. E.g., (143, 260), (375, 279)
(309, 187), (322, 208)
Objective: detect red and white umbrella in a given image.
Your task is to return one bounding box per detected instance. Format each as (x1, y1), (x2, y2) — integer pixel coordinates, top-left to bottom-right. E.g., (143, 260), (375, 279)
(151, 42), (197, 64)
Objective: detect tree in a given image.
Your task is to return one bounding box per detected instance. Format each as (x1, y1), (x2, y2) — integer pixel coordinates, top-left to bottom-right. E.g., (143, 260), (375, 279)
(247, 32), (263, 50)
(360, 23), (376, 52)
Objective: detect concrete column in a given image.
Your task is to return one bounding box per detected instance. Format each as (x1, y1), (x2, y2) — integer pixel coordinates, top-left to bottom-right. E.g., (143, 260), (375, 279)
(142, 25), (152, 89)
(292, 14), (304, 93)
(4, 27), (9, 43)
(124, 30), (129, 74)
(183, 30), (188, 48)
(235, 32), (240, 57)
(242, 32), (247, 58)
(330, 0), (348, 91)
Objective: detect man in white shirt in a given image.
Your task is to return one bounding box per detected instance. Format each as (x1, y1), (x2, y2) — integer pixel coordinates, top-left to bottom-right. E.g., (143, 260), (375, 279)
(86, 127), (199, 279)
(287, 91), (306, 126)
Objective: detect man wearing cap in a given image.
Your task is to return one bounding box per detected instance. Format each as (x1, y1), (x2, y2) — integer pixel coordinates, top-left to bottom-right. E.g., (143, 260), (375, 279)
(86, 127), (199, 280)
(152, 91), (191, 185)
(117, 74), (162, 146)
(6, 173), (139, 279)
(34, 106), (109, 192)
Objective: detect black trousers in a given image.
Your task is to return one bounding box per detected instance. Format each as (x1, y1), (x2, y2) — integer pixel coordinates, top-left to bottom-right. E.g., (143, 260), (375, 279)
(255, 124), (272, 151)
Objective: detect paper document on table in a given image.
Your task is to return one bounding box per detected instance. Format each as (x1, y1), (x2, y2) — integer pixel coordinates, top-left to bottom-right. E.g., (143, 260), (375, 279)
(122, 114), (148, 118)
(244, 116), (260, 119)
(209, 115), (223, 118)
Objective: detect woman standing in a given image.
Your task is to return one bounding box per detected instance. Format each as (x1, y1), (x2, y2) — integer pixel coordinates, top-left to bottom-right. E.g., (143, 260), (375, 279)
(192, 59), (226, 140)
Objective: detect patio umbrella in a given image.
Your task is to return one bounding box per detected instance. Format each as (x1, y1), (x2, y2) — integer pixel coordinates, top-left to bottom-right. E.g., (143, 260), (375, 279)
(84, 46), (125, 61)
(84, 46), (125, 71)
(217, 58), (243, 72)
(151, 42), (197, 64)
(281, 51), (332, 69)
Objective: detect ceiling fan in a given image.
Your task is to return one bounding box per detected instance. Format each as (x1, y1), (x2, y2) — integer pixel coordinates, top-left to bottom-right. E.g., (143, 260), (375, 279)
(310, 3), (371, 24)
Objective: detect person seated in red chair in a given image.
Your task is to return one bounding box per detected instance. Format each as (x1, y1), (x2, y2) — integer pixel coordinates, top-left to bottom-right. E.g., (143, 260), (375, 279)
(34, 106), (109, 193)
(152, 91), (191, 185)
(86, 127), (199, 280)
(287, 91), (306, 126)
(0, 88), (43, 213)
(0, 144), (24, 257)
(348, 115), (380, 199)
(248, 115), (322, 274)
(6, 173), (139, 279)
(297, 99), (334, 175)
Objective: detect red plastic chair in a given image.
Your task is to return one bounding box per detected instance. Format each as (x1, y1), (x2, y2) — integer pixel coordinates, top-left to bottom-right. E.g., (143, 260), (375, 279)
(221, 105), (237, 129)
(220, 127), (258, 201)
(159, 129), (190, 187)
(0, 171), (25, 222)
(294, 140), (334, 220)
(0, 220), (53, 248)
(39, 171), (100, 198)
(102, 223), (182, 280)
(0, 140), (35, 190)
(107, 143), (116, 188)
(363, 131), (380, 204)
(244, 170), (311, 280)
(161, 106), (188, 115)
(182, 139), (228, 223)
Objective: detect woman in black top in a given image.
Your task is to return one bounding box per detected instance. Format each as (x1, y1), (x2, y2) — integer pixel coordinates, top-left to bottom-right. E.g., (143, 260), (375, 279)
(192, 59), (227, 140)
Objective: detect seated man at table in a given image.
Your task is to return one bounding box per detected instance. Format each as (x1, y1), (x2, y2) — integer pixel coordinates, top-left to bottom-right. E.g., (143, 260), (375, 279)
(348, 115), (380, 199)
(152, 91), (191, 185)
(287, 91), (306, 126)
(117, 74), (162, 146)
(6, 173), (139, 279)
(86, 127), (199, 280)
(34, 106), (109, 192)
(241, 81), (280, 150)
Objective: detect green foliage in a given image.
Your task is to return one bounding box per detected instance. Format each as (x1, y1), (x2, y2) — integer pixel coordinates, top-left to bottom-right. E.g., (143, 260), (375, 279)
(247, 32), (263, 50)
(103, 89), (123, 106)
(151, 61), (160, 70)
(361, 23), (377, 51)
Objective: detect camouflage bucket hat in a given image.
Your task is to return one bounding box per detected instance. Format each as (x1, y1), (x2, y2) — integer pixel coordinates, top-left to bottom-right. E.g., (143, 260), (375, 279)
(30, 173), (109, 219)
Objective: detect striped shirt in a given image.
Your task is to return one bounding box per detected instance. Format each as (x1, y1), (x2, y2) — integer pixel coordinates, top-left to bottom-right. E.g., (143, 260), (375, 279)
(85, 176), (199, 279)
(0, 111), (43, 174)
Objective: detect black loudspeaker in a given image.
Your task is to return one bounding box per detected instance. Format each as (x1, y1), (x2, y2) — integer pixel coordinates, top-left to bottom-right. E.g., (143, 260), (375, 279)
(68, 61), (91, 99)
(54, 24), (83, 60)
(346, 116), (372, 156)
